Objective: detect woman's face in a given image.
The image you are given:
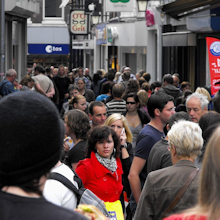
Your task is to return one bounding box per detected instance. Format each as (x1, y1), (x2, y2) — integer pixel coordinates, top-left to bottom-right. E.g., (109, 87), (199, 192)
(110, 119), (123, 137)
(126, 97), (138, 112)
(64, 116), (71, 136)
(74, 98), (87, 112)
(95, 134), (114, 159)
(77, 80), (85, 90)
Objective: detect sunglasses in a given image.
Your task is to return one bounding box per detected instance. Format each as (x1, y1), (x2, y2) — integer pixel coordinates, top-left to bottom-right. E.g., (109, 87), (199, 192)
(126, 101), (136, 105)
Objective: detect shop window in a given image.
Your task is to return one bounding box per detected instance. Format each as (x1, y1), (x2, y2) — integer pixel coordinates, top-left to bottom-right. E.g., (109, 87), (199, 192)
(42, 0), (65, 24)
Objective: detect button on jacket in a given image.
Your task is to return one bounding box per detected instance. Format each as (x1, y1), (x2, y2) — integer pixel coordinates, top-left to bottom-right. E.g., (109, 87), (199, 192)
(76, 152), (123, 202)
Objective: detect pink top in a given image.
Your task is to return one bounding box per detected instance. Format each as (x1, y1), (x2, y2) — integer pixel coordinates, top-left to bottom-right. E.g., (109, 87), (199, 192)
(164, 214), (207, 220)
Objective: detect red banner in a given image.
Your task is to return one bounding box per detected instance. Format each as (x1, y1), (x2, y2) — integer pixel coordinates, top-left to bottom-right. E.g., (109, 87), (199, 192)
(206, 37), (220, 96)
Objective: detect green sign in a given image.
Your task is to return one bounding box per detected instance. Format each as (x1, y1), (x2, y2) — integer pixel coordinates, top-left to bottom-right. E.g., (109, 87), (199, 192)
(107, 28), (113, 43)
(110, 0), (130, 2)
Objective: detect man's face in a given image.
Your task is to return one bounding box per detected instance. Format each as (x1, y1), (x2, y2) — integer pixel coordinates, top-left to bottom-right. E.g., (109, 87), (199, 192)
(89, 106), (107, 127)
(159, 101), (175, 125)
(78, 68), (83, 77)
(11, 73), (17, 83)
(187, 97), (207, 123)
(173, 76), (180, 87)
(58, 67), (65, 76)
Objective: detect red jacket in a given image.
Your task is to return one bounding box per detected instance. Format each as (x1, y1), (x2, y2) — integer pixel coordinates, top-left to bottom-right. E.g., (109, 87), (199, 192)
(76, 152), (123, 202)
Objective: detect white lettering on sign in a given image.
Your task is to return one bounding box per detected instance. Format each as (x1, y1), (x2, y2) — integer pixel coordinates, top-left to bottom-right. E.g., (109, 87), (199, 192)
(45, 45), (62, 53)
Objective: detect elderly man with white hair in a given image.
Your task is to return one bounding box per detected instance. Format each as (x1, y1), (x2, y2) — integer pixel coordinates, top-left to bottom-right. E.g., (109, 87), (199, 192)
(186, 92), (209, 123)
(134, 120), (203, 220)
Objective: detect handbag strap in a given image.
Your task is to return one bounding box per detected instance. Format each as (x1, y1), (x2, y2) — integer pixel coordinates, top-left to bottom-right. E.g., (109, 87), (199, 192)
(48, 172), (80, 196)
(162, 168), (199, 217)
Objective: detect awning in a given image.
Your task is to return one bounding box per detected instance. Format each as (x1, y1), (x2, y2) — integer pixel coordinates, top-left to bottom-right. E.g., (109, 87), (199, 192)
(161, 0), (220, 20)
(163, 32), (196, 47)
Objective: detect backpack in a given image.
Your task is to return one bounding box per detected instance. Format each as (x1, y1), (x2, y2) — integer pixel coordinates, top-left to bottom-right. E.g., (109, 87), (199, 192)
(0, 81), (9, 97)
(48, 171), (110, 218)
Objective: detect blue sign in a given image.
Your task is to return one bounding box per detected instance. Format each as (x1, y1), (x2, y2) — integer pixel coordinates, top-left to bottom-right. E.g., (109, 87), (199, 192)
(28, 44), (69, 55)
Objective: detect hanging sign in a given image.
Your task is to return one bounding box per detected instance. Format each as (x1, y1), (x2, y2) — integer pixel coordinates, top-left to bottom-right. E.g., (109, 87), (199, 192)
(105, 0), (134, 12)
(70, 10), (88, 35)
(206, 37), (220, 95)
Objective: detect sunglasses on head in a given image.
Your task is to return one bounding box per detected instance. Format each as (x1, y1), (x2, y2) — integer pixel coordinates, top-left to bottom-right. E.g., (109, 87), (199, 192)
(126, 101), (136, 105)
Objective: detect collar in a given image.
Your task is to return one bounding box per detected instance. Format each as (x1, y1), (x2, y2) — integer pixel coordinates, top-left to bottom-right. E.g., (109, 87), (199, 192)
(173, 159), (197, 168)
(90, 152), (123, 178)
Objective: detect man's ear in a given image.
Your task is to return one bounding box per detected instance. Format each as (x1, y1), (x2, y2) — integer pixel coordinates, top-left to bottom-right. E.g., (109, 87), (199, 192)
(154, 108), (160, 117)
(166, 124), (170, 131)
(171, 145), (176, 156)
(88, 113), (92, 121)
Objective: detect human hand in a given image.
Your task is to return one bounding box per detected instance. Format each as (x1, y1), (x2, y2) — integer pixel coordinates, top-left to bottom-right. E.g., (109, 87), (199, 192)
(63, 142), (70, 152)
(120, 128), (127, 146)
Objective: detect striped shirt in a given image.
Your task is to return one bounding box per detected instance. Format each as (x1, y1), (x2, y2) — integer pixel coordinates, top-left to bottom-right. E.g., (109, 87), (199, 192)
(106, 99), (126, 116)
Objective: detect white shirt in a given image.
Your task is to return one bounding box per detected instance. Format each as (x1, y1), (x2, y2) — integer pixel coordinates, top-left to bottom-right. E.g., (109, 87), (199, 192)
(43, 163), (78, 210)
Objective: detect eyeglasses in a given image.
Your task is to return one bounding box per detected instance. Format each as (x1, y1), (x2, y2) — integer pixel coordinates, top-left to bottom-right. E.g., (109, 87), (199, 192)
(126, 101), (136, 105)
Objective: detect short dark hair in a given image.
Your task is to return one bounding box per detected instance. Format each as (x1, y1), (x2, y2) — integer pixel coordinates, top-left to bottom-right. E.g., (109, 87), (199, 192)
(107, 72), (115, 81)
(89, 101), (105, 115)
(35, 65), (45, 74)
(163, 74), (173, 84)
(150, 81), (162, 92)
(147, 92), (174, 118)
(143, 73), (151, 82)
(112, 84), (125, 98)
(141, 82), (150, 92)
(101, 81), (111, 94)
(45, 67), (52, 74)
(181, 81), (191, 90)
(138, 77), (146, 87)
(86, 126), (120, 158)
(68, 84), (79, 92)
(65, 109), (90, 140)
(125, 92), (139, 103)
(168, 112), (190, 129)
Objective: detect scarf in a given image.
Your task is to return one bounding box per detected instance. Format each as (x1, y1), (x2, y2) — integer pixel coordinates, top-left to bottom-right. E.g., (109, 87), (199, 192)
(95, 153), (117, 173)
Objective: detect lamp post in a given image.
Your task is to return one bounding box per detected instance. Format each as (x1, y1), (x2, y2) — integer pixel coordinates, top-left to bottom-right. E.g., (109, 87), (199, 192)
(136, 0), (148, 12)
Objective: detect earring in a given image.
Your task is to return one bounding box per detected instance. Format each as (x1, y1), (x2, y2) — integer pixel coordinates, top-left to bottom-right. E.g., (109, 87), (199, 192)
(96, 149), (99, 153)
(113, 148), (116, 155)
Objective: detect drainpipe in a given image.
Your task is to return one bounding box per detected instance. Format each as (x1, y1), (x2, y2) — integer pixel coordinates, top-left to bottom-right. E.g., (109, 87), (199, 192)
(0, 0), (4, 82)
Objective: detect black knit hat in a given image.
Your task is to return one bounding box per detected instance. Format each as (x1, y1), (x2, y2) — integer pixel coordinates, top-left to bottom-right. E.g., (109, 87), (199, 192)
(0, 91), (64, 185)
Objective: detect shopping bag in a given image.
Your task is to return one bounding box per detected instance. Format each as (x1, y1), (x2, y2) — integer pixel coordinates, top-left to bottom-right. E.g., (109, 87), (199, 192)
(104, 200), (124, 220)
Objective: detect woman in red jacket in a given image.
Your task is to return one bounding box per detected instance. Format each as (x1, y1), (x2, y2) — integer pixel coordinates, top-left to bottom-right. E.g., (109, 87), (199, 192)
(76, 126), (123, 203)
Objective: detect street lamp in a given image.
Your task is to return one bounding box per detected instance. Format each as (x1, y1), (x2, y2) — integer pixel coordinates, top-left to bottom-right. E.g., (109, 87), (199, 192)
(88, 2), (102, 25)
(91, 10), (100, 25)
(136, 0), (148, 12)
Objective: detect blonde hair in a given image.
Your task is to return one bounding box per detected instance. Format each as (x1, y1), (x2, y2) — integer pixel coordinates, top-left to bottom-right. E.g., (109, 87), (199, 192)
(195, 87), (211, 102)
(168, 120), (203, 161)
(137, 89), (148, 107)
(104, 113), (133, 143)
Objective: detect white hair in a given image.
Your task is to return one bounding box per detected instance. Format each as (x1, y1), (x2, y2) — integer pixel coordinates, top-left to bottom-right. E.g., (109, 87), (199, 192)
(186, 92), (209, 110)
(168, 120), (203, 160)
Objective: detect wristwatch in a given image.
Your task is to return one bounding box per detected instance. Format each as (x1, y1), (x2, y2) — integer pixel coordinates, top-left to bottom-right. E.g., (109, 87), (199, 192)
(121, 143), (127, 148)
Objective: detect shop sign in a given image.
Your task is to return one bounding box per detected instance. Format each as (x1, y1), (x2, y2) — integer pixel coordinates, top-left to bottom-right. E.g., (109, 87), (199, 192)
(70, 10), (88, 35)
(28, 44), (69, 55)
(206, 37), (220, 95)
(105, 0), (134, 12)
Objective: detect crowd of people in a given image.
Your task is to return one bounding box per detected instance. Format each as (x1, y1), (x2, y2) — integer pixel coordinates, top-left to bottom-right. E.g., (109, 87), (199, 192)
(1, 64), (220, 220)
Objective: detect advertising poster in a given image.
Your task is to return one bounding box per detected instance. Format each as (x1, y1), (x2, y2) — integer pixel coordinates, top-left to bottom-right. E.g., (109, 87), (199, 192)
(206, 37), (220, 95)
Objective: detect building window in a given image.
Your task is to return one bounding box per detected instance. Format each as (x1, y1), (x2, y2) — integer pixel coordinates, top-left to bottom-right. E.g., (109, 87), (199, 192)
(42, 0), (65, 25)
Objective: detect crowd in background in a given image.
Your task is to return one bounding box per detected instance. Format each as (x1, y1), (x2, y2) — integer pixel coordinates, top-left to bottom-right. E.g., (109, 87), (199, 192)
(1, 63), (220, 220)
